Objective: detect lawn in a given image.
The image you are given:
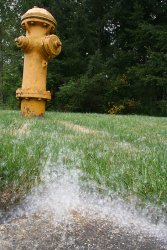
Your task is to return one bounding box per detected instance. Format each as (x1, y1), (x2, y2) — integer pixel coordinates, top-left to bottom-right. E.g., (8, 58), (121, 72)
(0, 110), (167, 210)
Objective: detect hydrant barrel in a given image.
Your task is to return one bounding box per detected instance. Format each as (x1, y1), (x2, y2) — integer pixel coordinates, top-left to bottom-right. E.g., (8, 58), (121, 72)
(16, 6), (61, 117)
(22, 47), (47, 91)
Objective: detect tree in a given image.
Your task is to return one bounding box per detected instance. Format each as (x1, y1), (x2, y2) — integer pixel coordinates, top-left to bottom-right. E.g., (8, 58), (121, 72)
(0, 0), (23, 108)
(104, 0), (167, 115)
(1, 0), (167, 115)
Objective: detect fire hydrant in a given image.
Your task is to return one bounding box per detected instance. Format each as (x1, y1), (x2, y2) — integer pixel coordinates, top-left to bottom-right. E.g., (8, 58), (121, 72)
(16, 6), (61, 117)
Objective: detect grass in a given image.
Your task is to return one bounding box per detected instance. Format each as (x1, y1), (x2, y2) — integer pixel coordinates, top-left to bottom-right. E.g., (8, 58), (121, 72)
(0, 110), (167, 209)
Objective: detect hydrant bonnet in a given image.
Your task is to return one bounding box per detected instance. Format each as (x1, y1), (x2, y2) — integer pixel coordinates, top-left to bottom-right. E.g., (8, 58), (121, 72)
(21, 6), (57, 32)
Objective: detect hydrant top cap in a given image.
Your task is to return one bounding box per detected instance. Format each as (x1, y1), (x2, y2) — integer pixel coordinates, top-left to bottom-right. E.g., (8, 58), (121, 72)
(21, 6), (57, 27)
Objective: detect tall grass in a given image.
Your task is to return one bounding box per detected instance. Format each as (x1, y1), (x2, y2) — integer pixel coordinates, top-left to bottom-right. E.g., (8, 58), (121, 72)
(0, 110), (167, 208)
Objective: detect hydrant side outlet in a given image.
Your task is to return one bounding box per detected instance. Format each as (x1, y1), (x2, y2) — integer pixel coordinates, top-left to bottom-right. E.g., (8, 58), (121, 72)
(16, 6), (62, 117)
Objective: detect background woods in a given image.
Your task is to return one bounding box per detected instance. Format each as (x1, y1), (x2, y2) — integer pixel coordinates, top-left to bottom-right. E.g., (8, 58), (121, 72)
(0, 0), (167, 115)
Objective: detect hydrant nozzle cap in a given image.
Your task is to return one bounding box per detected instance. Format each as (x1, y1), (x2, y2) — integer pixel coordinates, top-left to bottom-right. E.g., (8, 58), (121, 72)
(21, 6), (57, 28)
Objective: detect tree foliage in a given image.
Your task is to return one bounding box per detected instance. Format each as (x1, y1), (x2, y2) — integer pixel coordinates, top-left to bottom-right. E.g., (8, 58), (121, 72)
(0, 0), (167, 115)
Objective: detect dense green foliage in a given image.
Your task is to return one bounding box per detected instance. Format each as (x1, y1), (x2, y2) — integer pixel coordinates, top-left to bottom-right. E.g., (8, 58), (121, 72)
(0, 0), (167, 115)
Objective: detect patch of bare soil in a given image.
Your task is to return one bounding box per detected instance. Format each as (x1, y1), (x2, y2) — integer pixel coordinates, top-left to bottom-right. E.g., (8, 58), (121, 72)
(0, 189), (16, 210)
(59, 121), (98, 135)
(1, 122), (30, 136)
(16, 122), (29, 135)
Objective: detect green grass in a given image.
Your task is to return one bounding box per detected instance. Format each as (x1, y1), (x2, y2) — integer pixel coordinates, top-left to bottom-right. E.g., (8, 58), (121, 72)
(0, 110), (167, 208)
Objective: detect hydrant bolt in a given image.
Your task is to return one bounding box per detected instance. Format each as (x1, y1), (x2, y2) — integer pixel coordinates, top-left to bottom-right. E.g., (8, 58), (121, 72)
(16, 6), (61, 117)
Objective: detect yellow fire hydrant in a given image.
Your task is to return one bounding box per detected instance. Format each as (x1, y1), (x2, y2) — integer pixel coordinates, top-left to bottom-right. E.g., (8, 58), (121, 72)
(16, 6), (61, 117)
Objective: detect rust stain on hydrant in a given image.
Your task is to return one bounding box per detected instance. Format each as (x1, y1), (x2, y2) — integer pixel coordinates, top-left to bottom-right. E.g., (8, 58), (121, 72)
(16, 6), (61, 117)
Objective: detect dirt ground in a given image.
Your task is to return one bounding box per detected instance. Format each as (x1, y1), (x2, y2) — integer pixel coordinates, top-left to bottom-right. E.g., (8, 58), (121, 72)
(0, 212), (167, 250)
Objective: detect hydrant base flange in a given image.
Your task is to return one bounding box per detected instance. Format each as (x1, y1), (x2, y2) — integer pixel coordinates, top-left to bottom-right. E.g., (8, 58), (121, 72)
(16, 88), (51, 100)
(21, 98), (46, 117)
